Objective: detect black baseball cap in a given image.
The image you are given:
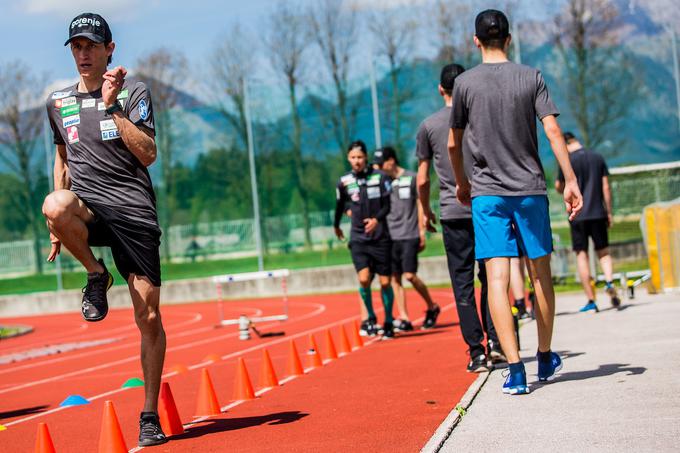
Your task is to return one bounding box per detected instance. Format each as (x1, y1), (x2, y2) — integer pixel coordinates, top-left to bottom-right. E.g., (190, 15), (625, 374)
(475, 9), (509, 41)
(373, 146), (398, 166)
(64, 13), (112, 46)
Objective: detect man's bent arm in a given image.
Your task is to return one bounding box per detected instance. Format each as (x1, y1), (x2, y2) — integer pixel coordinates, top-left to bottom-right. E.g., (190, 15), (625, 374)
(447, 128), (468, 187)
(417, 159), (431, 212)
(54, 144), (71, 190)
(111, 112), (157, 167)
(603, 175), (613, 217)
(542, 116), (576, 184)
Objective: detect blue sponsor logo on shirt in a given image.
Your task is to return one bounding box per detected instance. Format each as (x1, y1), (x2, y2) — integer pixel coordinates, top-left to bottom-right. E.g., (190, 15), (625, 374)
(138, 99), (149, 121)
(101, 129), (121, 141)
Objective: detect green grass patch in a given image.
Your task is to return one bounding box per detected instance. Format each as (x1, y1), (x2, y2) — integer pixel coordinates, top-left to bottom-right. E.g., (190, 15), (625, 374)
(0, 237), (647, 297)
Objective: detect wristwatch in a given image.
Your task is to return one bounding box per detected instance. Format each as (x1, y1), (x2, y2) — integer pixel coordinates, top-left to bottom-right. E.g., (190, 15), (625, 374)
(105, 101), (123, 115)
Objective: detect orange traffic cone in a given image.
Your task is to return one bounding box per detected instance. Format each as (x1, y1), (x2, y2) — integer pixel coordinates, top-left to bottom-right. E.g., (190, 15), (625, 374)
(170, 363), (188, 374)
(195, 368), (221, 416)
(286, 340), (304, 377)
(98, 401), (127, 453)
(307, 334), (323, 368)
(203, 353), (221, 363)
(323, 329), (338, 360)
(259, 349), (279, 389)
(233, 357), (255, 401)
(159, 382), (184, 436)
(351, 321), (364, 349)
(34, 423), (56, 453)
(338, 325), (352, 355)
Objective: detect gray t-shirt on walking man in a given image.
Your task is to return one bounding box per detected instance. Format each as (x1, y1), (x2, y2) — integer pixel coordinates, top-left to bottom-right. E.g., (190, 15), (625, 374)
(415, 106), (471, 220)
(416, 107), (472, 220)
(387, 170), (419, 240)
(450, 62), (559, 197)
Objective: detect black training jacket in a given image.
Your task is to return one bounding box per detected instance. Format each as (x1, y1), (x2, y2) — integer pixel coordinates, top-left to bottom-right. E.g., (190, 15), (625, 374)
(334, 166), (392, 242)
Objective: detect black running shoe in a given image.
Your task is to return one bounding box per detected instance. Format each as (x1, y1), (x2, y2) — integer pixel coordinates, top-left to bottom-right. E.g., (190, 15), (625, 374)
(422, 304), (441, 329)
(487, 340), (507, 364)
(138, 412), (167, 447)
(467, 354), (490, 373)
(81, 259), (113, 322)
(382, 322), (394, 340)
(359, 319), (371, 337)
(393, 319), (414, 332)
(514, 302), (530, 319)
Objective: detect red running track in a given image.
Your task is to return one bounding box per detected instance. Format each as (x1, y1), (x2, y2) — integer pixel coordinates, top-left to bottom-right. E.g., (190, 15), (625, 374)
(0, 289), (476, 452)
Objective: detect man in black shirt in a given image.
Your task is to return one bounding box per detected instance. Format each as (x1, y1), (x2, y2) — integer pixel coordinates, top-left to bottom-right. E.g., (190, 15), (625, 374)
(556, 132), (620, 311)
(42, 13), (166, 446)
(334, 140), (395, 338)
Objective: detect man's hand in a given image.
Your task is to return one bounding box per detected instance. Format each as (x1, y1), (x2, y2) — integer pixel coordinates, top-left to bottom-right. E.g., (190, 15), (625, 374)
(607, 213), (613, 228)
(456, 180), (472, 206)
(418, 232), (426, 253)
(334, 226), (345, 241)
(422, 206), (437, 233)
(364, 218), (378, 234)
(102, 66), (127, 107)
(47, 233), (61, 262)
(563, 179), (583, 221)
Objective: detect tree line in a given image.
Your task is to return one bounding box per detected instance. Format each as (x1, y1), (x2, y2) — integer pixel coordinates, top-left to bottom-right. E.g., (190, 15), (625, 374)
(0, 0), (649, 270)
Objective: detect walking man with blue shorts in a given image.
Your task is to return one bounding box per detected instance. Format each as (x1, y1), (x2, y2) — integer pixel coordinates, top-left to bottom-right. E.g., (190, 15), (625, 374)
(449, 10), (583, 394)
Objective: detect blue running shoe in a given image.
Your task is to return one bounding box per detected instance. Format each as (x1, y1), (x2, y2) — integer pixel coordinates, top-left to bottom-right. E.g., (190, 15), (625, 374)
(502, 363), (530, 395)
(537, 352), (563, 382)
(579, 301), (599, 313)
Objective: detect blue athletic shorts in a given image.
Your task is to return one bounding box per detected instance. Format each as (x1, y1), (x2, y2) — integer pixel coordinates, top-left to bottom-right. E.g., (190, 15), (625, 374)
(471, 195), (553, 260)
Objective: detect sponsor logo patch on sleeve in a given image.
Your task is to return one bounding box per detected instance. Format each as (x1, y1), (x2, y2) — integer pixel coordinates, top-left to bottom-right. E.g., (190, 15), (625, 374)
(138, 99), (149, 120)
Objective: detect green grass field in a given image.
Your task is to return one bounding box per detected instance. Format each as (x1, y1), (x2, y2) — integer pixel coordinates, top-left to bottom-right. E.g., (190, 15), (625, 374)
(0, 232), (649, 297)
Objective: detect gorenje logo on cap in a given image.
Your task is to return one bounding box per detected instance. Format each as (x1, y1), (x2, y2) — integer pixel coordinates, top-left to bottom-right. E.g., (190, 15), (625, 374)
(71, 17), (101, 29)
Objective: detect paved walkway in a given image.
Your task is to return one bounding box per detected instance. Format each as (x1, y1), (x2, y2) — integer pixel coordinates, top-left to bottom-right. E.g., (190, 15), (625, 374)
(434, 289), (680, 453)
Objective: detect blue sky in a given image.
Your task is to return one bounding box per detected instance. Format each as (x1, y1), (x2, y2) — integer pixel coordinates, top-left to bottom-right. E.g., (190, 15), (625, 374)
(0, 0), (280, 83)
(1, 0), (557, 91)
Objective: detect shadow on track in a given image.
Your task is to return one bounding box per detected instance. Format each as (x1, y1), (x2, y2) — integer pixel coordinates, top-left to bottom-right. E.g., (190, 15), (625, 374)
(529, 363), (647, 392)
(0, 404), (49, 420)
(173, 411), (309, 440)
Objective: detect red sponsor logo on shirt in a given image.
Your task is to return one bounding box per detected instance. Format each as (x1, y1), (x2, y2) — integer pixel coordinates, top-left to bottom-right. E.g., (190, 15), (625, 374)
(67, 126), (79, 144)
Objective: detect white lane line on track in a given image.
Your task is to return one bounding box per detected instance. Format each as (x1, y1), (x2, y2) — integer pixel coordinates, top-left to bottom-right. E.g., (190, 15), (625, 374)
(7, 290), (457, 429)
(0, 311), (206, 375)
(128, 295), (458, 453)
(2, 302), (326, 427)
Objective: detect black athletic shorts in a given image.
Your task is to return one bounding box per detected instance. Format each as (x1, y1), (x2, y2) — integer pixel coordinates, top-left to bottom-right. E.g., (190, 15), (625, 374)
(349, 240), (391, 276)
(570, 218), (609, 252)
(85, 201), (162, 287)
(391, 238), (419, 275)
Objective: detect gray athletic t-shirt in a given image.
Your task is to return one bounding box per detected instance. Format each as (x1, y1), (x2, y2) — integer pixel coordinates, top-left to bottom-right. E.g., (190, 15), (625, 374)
(387, 170), (419, 240)
(415, 106), (471, 220)
(450, 62), (559, 197)
(46, 79), (158, 227)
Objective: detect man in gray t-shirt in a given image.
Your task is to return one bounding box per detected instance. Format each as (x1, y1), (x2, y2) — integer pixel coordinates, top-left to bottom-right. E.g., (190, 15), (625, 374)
(448, 9), (583, 395)
(42, 13), (167, 445)
(415, 64), (501, 372)
(375, 147), (437, 332)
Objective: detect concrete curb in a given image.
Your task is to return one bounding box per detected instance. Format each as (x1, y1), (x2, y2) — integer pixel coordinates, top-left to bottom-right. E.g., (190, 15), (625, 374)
(421, 370), (491, 453)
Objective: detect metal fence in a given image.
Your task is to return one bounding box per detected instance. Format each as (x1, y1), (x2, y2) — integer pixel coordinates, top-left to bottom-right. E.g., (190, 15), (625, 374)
(2, 171), (680, 277)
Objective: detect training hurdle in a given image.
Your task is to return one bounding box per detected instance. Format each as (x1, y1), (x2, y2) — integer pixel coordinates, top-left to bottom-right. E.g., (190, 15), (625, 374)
(212, 269), (290, 340)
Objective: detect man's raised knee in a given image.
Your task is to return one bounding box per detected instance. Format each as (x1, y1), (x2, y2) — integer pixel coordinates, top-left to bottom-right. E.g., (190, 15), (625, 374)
(42, 190), (77, 223)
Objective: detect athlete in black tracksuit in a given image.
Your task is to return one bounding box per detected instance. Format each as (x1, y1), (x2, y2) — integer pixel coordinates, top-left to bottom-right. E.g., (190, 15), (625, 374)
(334, 140), (395, 338)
